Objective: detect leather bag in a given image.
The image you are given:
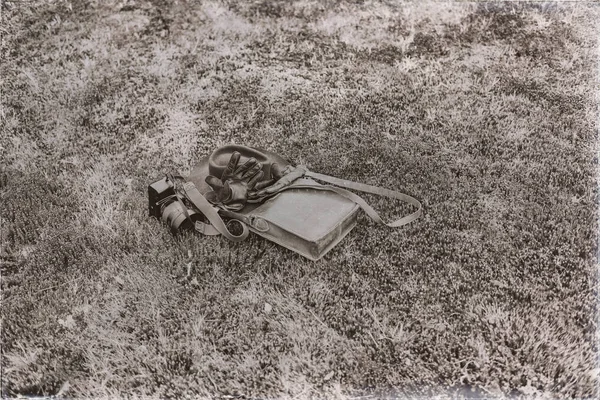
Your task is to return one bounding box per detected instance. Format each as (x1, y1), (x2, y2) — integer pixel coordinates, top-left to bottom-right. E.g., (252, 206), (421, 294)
(181, 145), (422, 261)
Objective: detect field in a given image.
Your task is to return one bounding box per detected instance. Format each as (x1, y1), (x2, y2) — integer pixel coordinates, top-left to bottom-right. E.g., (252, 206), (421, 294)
(1, 1), (599, 398)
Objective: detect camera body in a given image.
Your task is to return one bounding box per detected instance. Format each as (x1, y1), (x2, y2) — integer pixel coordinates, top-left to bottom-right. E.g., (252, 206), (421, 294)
(148, 176), (201, 234)
(148, 177), (175, 218)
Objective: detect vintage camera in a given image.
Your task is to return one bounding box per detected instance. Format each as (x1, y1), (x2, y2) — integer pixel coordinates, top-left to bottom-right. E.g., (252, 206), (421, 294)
(148, 176), (202, 234)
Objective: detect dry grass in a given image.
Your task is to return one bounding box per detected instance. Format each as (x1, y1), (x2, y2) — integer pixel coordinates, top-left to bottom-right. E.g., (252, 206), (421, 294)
(1, 1), (599, 398)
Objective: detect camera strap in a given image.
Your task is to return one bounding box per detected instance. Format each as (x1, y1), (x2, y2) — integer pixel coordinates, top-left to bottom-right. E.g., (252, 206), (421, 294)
(181, 182), (250, 242)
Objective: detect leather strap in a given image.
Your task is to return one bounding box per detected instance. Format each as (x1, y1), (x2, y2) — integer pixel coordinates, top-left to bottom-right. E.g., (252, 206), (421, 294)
(182, 170), (421, 241)
(304, 171), (422, 228)
(182, 182), (249, 242)
(194, 220), (221, 236)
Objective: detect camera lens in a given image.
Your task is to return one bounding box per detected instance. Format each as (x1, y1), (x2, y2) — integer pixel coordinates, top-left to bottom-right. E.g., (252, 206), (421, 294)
(162, 201), (199, 234)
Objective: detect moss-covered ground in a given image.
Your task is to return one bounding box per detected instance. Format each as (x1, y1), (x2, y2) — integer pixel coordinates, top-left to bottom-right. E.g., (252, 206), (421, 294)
(1, 1), (599, 398)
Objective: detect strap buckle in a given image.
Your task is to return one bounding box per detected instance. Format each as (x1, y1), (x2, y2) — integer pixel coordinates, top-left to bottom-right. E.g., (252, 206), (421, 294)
(249, 216), (269, 232)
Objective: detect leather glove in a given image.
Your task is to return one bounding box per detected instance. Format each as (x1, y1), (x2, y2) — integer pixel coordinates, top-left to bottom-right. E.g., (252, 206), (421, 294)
(205, 151), (264, 211)
(248, 163), (306, 200)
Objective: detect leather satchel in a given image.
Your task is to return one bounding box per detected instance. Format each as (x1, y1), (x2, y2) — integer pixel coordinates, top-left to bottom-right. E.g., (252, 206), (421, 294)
(181, 145), (422, 261)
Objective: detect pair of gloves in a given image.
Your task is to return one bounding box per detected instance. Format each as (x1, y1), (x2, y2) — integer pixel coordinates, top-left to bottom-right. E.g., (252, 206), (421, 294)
(204, 151), (305, 211)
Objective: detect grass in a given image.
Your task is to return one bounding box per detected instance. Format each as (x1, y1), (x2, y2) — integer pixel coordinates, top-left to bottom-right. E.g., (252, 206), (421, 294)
(1, 0), (599, 398)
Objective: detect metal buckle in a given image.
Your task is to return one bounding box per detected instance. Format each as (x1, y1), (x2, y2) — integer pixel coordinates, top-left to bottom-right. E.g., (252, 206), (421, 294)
(250, 216), (269, 232)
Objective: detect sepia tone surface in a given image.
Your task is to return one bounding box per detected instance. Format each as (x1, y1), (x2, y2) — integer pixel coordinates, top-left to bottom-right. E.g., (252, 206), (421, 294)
(1, 1), (598, 398)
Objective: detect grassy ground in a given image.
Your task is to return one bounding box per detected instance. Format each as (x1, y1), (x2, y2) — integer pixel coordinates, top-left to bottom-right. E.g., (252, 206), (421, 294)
(1, 1), (599, 398)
